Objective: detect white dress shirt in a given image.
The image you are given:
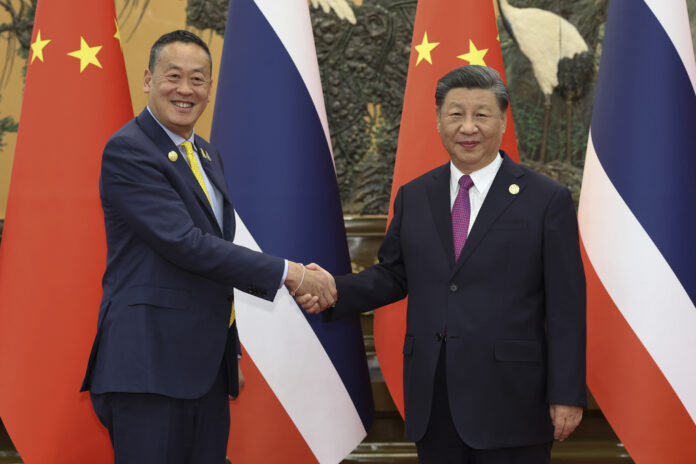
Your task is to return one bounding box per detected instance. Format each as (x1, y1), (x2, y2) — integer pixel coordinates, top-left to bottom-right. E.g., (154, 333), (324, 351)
(449, 153), (503, 234)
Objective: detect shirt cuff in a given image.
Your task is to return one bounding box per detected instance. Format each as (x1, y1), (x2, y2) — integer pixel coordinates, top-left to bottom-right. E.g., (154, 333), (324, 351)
(280, 259), (288, 288)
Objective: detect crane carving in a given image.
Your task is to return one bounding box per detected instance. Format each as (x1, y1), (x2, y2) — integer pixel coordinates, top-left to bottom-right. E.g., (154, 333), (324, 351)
(498, 0), (594, 163)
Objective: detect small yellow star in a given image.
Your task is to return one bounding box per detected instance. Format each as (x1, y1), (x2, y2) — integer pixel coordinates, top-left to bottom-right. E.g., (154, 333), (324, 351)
(414, 31), (439, 66)
(457, 40), (489, 66)
(114, 18), (122, 48)
(67, 37), (103, 72)
(30, 30), (51, 64)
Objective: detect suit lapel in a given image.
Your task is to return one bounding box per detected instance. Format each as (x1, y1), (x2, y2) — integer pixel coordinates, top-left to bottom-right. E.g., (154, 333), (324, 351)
(194, 136), (228, 197)
(452, 154), (525, 276)
(135, 110), (219, 231)
(194, 136), (236, 241)
(427, 164), (456, 269)
(196, 136), (236, 242)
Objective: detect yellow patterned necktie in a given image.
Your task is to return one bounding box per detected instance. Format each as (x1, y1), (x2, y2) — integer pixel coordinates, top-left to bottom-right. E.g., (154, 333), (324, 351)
(179, 141), (235, 327)
(180, 141), (212, 206)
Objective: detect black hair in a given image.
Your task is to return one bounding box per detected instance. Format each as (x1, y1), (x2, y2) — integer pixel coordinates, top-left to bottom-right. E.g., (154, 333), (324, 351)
(148, 30), (212, 73)
(435, 65), (509, 112)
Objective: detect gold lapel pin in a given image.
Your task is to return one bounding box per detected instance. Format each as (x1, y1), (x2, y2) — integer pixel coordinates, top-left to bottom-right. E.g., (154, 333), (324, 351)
(168, 151), (178, 162)
(201, 148), (211, 161)
(509, 184), (520, 195)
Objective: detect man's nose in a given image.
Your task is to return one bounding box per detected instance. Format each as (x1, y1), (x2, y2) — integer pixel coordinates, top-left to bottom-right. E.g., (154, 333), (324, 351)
(177, 79), (195, 95)
(459, 117), (477, 134)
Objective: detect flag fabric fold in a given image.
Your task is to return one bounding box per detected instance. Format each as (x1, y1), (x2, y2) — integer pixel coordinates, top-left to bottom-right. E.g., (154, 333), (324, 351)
(210, 1), (374, 462)
(0, 1), (133, 462)
(579, 0), (696, 461)
(373, 0), (519, 415)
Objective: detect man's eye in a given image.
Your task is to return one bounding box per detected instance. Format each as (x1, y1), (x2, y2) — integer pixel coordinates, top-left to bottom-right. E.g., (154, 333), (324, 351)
(166, 74), (181, 81)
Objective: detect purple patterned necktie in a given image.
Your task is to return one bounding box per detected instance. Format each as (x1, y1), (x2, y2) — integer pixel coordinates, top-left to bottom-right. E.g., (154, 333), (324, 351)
(452, 174), (474, 260)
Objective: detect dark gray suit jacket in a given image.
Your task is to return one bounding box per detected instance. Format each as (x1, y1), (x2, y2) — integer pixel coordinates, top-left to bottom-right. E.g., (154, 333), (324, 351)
(327, 153), (586, 449)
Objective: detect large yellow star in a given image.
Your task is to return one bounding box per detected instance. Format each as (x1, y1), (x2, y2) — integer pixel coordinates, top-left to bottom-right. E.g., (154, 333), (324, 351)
(30, 30), (51, 64)
(114, 18), (122, 48)
(414, 31), (439, 66)
(67, 37), (103, 72)
(457, 40), (488, 66)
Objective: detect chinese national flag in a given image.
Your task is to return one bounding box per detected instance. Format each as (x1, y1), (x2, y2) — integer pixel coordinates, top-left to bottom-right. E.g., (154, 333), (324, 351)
(0, 1), (132, 462)
(373, 0), (519, 415)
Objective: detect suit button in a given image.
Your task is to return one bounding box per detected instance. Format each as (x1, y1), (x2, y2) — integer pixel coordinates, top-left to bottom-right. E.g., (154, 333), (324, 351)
(435, 332), (443, 342)
(449, 283), (458, 292)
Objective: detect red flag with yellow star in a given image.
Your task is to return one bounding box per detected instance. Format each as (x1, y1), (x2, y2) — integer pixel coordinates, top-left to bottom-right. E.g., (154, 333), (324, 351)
(0, 1), (132, 462)
(373, 0), (519, 416)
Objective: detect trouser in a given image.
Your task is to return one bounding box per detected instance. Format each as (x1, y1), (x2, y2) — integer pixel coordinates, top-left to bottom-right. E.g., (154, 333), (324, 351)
(91, 363), (230, 464)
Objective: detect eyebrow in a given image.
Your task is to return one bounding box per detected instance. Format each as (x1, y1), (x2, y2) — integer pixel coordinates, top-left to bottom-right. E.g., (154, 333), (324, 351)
(162, 64), (207, 74)
(446, 103), (492, 110)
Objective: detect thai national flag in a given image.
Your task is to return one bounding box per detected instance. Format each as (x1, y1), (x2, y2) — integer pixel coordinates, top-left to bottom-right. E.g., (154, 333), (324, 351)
(579, 0), (696, 461)
(210, 1), (374, 462)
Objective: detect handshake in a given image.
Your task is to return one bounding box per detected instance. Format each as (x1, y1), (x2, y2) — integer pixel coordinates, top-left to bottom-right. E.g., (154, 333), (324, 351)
(285, 262), (336, 314)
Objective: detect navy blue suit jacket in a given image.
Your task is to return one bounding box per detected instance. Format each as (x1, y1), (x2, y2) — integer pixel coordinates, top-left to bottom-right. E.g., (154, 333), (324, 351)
(328, 154), (586, 448)
(81, 109), (284, 399)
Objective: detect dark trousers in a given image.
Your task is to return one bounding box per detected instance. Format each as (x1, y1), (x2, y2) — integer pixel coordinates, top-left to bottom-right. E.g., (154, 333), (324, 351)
(91, 364), (230, 464)
(416, 344), (552, 464)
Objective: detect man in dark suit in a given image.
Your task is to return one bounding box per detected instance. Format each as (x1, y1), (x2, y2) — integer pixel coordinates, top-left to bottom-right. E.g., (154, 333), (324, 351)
(302, 65), (586, 463)
(81, 30), (335, 463)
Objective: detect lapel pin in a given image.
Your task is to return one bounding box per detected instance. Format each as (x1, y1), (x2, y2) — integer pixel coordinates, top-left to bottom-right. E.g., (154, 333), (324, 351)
(200, 148), (211, 161)
(509, 184), (520, 195)
(168, 151), (178, 162)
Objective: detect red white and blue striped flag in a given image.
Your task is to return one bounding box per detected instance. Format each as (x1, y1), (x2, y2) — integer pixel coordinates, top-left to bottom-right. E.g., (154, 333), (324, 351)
(579, 0), (696, 461)
(210, 1), (374, 462)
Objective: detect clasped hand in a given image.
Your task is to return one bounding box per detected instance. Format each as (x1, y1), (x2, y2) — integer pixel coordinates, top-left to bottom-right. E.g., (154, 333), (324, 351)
(286, 262), (336, 313)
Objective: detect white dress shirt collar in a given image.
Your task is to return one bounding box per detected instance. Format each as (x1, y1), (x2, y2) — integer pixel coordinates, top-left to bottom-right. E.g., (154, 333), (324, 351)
(146, 106), (197, 149)
(448, 153), (503, 235)
(450, 152), (503, 205)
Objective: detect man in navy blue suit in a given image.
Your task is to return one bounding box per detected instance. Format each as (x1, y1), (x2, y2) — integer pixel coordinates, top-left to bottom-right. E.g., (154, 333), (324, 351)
(302, 65), (586, 463)
(81, 30), (335, 463)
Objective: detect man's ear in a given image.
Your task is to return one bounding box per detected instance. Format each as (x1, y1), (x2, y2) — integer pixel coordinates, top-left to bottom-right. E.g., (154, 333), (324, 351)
(143, 69), (152, 93)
